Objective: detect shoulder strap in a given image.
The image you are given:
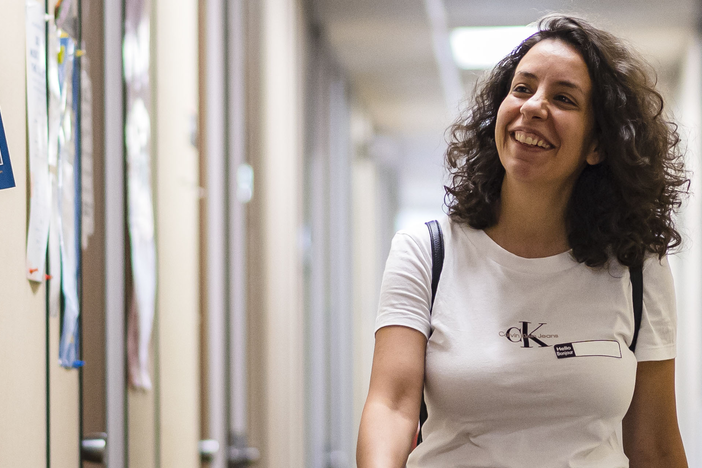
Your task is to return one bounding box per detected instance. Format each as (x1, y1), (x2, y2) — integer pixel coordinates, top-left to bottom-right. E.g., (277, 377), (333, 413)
(418, 220), (444, 446)
(629, 265), (643, 353)
(425, 220), (444, 314)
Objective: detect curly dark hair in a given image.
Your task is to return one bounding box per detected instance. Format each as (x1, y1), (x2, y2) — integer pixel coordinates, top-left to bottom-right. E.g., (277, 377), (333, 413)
(445, 14), (689, 268)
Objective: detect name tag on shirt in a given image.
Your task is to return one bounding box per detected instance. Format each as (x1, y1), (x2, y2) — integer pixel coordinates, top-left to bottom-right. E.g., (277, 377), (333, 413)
(554, 340), (622, 359)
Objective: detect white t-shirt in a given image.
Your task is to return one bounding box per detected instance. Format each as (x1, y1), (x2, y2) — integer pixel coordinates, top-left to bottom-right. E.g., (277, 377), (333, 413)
(375, 216), (677, 468)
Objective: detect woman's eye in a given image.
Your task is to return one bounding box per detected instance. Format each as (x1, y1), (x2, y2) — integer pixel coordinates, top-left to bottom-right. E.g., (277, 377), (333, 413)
(556, 95), (575, 105)
(513, 85), (530, 93)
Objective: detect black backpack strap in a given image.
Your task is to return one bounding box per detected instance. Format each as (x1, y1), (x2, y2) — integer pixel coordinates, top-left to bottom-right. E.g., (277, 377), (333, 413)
(425, 220), (444, 312)
(418, 220), (444, 445)
(417, 400), (428, 445)
(629, 265), (643, 353)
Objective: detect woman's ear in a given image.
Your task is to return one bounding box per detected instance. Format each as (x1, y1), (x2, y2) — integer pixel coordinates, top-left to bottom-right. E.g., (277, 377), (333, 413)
(585, 140), (602, 165)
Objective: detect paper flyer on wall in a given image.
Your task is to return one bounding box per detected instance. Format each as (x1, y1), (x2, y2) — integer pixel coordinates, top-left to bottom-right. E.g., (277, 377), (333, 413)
(47, 18), (62, 317)
(57, 35), (81, 368)
(126, 98), (157, 388)
(54, 0), (79, 39)
(0, 109), (16, 190)
(81, 60), (95, 250)
(48, 191), (62, 318)
(125, 0), (157, 390)
(25, 0), (51, 282)
(48, 18), (61, 168)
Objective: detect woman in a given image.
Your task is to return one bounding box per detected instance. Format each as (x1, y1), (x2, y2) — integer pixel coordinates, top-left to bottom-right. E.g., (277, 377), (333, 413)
(357, 15), (689, 467)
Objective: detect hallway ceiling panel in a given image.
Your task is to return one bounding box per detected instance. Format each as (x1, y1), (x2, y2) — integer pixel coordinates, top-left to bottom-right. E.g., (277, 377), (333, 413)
(443, 0), (698, 28)
(316, 0), (697, 136)
(315, 0), (448, 135)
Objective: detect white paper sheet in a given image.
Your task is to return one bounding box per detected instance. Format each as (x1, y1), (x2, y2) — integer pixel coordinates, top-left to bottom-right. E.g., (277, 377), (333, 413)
(48, 190), (61, 318)
(125, 96), (156, 389)
(81, 61), (95, 250)
(47, 19), (62, 317)
(25, 0), (51, 282)
(48, 20), (60, 167)
(124, 0), (157, 389)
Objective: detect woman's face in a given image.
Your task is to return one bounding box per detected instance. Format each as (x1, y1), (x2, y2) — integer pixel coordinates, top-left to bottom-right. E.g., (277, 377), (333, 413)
(495, 39), (600, 191)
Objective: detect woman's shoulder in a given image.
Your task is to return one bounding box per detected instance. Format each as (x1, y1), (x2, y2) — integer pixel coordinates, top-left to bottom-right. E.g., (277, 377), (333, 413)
(393, 215), (467, 250)
(641, 253), (674, 288)
(607, 252), (673, 278)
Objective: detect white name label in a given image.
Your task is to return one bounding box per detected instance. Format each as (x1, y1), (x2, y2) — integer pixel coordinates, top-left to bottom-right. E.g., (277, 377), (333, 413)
(554, 340), (621, 359)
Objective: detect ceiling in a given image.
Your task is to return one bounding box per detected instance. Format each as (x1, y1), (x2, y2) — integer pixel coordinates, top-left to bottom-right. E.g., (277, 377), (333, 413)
(312, 0), (699, 223)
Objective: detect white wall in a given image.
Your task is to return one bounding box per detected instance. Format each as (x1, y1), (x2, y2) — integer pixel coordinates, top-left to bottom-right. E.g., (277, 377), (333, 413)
(670, 33), (702, 467)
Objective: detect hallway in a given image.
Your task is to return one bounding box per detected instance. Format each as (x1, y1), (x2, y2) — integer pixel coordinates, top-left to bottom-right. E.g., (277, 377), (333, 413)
(0, 0), (700, 467)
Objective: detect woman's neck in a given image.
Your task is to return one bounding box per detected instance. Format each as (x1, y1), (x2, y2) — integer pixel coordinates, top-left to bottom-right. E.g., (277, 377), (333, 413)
(485, 179), (572, 258)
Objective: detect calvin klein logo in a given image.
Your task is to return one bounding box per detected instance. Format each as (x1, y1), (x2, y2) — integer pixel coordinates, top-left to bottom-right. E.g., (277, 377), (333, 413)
(499, 321), (558, 348)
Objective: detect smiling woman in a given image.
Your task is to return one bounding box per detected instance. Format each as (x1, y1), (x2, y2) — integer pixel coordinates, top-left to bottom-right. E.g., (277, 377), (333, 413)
(358, 14), (690, 468)
(445, 14), (688, 267)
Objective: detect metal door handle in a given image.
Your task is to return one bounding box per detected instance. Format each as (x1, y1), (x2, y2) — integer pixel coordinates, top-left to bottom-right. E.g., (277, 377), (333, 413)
(199, 439), (220, 462)
(81, 432), (107, 464)
(229, 433), (260, 466)
(229, 446), (260, 465)
(199, 436), (260, 465)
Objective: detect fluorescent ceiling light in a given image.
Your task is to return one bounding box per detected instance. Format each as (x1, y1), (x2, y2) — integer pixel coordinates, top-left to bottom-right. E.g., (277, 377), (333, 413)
(450, 26), (537, 69)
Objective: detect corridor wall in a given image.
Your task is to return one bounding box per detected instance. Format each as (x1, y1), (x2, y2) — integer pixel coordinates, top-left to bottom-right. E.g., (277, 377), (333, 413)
(154, 0), (201, 466)
(0, 1), (46, 466)
(257, 0), (307, 465)
(671, 32), (702, 467)
(126, 0), (201, 465)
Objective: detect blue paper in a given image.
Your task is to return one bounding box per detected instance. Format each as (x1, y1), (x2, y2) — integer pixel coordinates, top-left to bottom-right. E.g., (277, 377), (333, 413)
(0, 109), (16, 190)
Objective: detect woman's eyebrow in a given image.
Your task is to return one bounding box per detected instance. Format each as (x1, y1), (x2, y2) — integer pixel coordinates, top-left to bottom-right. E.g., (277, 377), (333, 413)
(554, 80), (586, 95)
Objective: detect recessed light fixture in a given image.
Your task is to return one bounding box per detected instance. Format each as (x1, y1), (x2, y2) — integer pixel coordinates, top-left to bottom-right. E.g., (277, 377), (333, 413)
(450, 26), (537, 69)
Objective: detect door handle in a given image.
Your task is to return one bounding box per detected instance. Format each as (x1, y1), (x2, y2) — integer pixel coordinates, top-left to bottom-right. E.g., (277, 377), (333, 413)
(228, 446), (260, 465)
(229, 434), (260, 466)
(200, 436), (260, 465)
(199, 439), (220, 462)
(81, 432), (107, 464)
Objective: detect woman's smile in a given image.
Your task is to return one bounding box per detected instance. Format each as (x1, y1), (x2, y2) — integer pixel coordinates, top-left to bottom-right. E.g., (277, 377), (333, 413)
(511, 130), (554, 150)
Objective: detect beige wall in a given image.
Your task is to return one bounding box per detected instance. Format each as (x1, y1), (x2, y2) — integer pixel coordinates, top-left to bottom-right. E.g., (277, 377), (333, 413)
(258, 0), (307, 465)
(0, 1), (47, 466)
(129, 388), (157, 467)
(49, 319), (80, 467)
(352, 157), (381, 457)
(154, 0), (201, 465)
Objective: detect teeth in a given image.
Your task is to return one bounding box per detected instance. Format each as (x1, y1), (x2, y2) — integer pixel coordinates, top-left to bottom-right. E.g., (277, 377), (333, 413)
(515, 131), (550, 149)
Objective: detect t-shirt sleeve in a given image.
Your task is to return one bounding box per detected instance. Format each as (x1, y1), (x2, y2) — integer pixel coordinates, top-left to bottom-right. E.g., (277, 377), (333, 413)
(634, 255), (677, 362)
(375, 228), (433, 339)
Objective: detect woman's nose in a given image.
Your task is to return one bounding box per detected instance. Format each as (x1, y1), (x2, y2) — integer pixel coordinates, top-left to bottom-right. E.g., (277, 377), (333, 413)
(520, 94), (548, 120)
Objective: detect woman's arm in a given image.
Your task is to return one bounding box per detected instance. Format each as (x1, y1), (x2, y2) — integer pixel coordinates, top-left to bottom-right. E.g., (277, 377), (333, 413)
(357, 325), (427, 468)
(622, 359), (688, 467)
